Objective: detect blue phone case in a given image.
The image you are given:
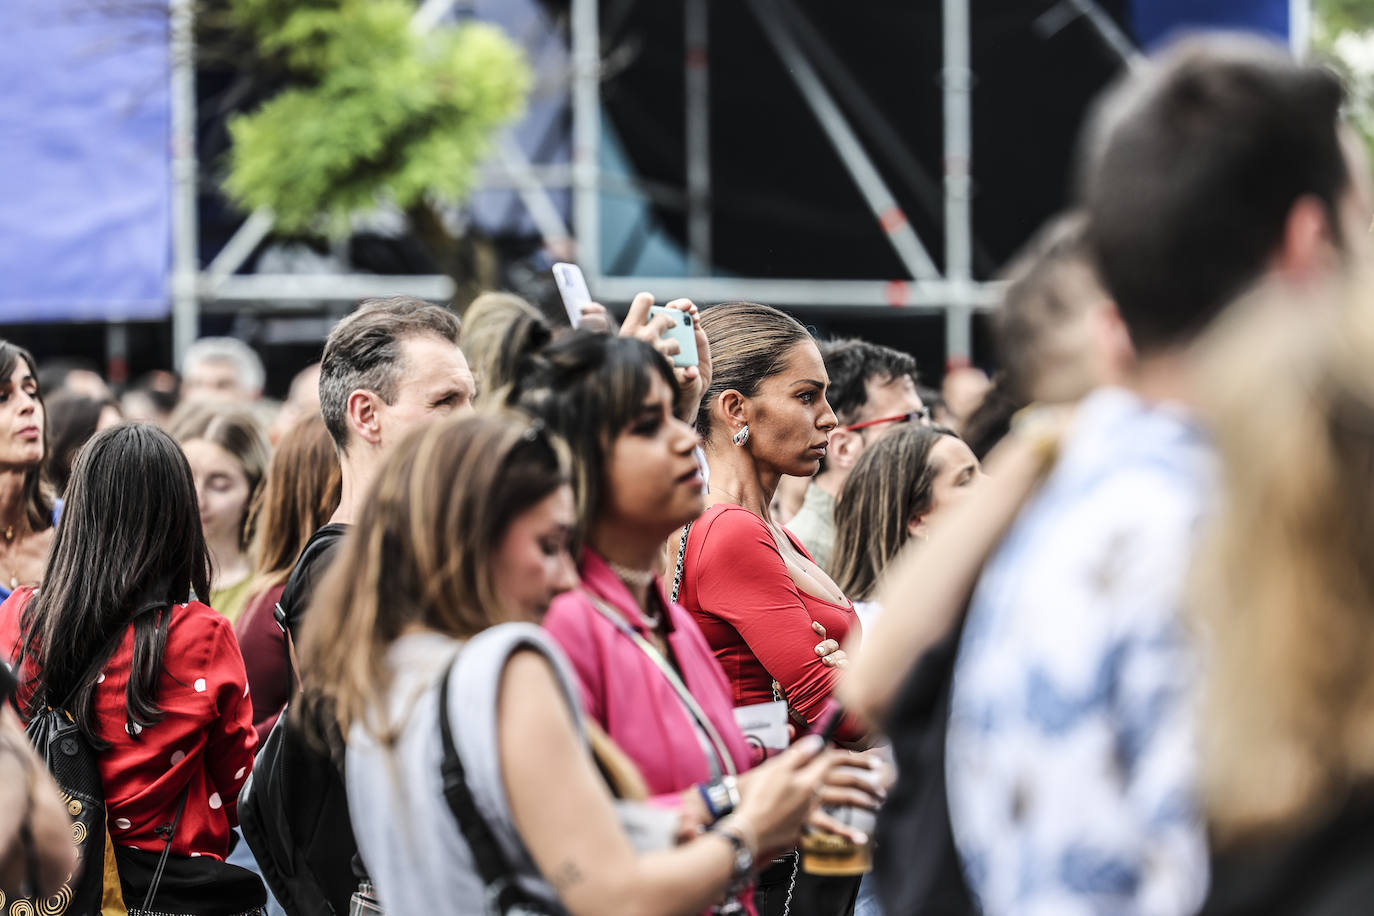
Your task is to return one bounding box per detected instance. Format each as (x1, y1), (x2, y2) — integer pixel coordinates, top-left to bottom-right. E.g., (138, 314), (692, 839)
(648, 307), (699, 368)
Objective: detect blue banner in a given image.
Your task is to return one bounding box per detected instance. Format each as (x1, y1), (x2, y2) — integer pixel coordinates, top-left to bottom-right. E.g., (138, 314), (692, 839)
(0, 1), (171, 323)
(1133, 0), (1293, 50)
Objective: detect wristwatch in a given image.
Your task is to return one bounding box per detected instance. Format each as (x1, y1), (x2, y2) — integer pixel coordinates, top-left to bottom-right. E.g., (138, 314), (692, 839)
(711, 823), (754, 894)
(698, 775), (741, 820)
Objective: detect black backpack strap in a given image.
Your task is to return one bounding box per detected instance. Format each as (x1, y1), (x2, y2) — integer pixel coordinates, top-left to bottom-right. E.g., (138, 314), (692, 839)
(437, 661), (536, 907)
(275, 526), (345, 683)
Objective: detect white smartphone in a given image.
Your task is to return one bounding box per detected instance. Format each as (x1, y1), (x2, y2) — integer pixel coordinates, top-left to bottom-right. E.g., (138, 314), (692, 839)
(552, 262), (591, 328)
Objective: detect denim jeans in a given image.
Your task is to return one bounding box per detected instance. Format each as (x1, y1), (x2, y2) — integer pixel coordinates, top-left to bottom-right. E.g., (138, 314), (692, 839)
(227, 827), (287, 916)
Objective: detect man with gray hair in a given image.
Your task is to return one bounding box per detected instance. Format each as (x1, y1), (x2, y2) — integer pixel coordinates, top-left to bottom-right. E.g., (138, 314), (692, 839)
(239, 295), (473, 916)
(182, 336), (266, 403)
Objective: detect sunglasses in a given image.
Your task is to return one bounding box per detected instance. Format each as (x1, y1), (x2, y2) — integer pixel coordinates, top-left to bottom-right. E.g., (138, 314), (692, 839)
(843, 406), (932, 433)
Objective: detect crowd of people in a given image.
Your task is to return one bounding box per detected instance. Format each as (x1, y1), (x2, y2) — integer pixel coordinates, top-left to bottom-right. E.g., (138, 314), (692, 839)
(2, 31), (1374, 916)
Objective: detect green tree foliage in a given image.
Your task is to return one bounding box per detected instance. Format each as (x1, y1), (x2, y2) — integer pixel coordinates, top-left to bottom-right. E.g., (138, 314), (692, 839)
(1316, 0), (1374, 35)
(1314, 0), (1374, 163)
(222, 0), (531, 235)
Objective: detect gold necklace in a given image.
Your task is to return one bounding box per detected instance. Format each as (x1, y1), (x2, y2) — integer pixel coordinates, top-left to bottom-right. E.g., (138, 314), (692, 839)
(4, 523), (21, 590)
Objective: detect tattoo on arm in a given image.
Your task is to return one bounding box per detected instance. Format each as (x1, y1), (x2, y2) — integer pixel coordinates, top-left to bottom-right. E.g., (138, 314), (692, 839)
(552, 860), (585, 892)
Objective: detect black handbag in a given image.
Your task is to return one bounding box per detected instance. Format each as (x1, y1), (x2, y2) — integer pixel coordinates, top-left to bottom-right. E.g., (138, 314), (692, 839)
(112, 788), (267, 916)
(10, 599), (174, 916)
(436, 662), (566, 916)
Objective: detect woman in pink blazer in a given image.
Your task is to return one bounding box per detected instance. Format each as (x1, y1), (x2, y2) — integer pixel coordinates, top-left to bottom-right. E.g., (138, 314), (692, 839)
(512, 330), (877, 915)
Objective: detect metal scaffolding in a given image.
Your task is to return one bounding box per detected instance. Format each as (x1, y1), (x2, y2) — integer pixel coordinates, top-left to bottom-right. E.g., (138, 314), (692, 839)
(171, 0), (1020, 367)
(569, 0), (1000, 366)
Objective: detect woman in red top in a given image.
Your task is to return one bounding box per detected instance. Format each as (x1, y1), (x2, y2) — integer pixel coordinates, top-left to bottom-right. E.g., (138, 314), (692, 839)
(511, 307), (887, 915)
(0, 423), (263, 915)
(682, 303), (868, 744)
(680, 302), (873, 916)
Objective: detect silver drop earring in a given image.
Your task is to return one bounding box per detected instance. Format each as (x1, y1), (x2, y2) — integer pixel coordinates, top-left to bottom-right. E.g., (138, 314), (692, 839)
(732, 425), (750, 447)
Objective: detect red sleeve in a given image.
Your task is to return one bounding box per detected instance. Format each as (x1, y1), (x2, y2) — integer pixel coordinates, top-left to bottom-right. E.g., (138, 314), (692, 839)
(198, 614), (257, 826)
(692, 509), (864, 743)
(542, 595), (605, 725)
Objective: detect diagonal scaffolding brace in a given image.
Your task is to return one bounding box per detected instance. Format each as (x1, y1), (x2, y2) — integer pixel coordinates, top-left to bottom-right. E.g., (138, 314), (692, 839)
(748, 0), (943, 286)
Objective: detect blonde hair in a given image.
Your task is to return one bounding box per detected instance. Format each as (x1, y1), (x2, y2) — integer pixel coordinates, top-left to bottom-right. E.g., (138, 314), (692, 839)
(460, 292), (550, 403)
(1192, 284), (1374, 846)
(297, 411), (570, 746)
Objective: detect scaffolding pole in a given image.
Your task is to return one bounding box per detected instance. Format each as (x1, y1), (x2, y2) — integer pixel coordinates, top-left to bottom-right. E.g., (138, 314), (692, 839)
(592, 276), (1004, 310)
(685, 0), (711, 276)
(169, 0), (198, 369)
(942, 0), (974, 366)
(572, 0), (602, 285)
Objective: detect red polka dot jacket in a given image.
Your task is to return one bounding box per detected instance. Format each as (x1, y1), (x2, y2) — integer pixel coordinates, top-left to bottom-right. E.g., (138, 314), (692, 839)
(0, 587), (258, 859)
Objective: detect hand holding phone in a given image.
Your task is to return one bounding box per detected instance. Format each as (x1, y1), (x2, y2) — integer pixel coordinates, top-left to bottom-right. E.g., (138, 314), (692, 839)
(552, 262), (591, 328)
(647, 306), (700, 369)
(619, 293), (710, 424)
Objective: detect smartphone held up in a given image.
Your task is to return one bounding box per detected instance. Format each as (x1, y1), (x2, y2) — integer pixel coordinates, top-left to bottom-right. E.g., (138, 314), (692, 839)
(552, 261), (591, 328)
(552, 263), (700, 370)
(647, 306), (699, 369)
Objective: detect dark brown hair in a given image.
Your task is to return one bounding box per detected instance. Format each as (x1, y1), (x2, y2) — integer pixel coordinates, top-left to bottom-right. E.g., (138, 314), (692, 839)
(1081, 35), (1349, 353)
(819, 339), (918, 426)
(508, 331), (677, 553)
(695, 302), (812, 439)
(0, 341), (56, 531)
(44, 391), (121, 496)
(13, 424), (211, 747)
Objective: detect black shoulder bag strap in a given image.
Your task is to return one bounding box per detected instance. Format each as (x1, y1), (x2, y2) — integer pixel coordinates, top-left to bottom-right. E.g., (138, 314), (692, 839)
(436, 661), (559, 915)
(141, 785), (190, 911)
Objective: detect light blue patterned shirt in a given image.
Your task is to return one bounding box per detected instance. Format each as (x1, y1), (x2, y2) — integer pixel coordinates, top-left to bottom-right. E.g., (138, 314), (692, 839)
(946, 388), (1212, 916)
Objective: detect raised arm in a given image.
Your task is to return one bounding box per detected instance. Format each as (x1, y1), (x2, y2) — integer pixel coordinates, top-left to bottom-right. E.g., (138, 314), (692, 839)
(841, 415), (1063, 726)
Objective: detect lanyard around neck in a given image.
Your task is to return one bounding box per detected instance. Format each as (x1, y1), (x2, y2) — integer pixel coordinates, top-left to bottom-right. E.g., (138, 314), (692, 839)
(581, 591), (736, 779)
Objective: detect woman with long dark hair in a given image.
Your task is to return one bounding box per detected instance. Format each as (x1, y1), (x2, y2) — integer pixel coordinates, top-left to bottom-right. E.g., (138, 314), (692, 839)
(0, 424), (264, 914)
(0, 341), (59, 601)
(682, 302), (878, 915)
